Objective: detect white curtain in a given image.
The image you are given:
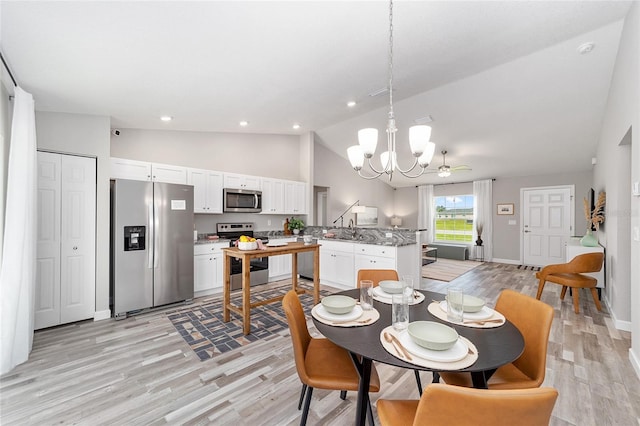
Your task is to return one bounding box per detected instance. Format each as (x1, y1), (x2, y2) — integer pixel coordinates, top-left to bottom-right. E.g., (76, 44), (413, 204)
(473, 179), (493, 261)
(0, 87), (37, 375)
(417, 184), (434, 245)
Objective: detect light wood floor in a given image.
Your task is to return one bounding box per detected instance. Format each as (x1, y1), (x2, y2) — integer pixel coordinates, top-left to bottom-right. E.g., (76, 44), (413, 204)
(1, 262), (639, 425)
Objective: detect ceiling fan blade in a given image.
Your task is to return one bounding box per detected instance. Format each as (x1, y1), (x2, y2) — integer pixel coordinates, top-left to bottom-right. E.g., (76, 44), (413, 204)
(451, 165), (472, 172)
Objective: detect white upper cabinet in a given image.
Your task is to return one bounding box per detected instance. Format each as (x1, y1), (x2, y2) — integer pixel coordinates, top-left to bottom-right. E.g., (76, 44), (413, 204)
(261, 178), (285, 214)
(111, 157), (187, 184)
(188, 168), (223, 214)
(284, 180), (306, 215)
(223, 172), (261, 191)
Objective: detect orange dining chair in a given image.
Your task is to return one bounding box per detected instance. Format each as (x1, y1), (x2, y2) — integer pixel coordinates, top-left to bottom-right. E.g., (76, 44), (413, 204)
(439, 289), (553, 389)
(282, 290), (380, 426)
(357, 269), (399, 287)
(377, 383), (558, 426)
(535, 252), (604, 314)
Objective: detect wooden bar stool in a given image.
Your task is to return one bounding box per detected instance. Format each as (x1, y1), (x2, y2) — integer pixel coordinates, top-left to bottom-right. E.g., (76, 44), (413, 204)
(535, 252), (604, 314)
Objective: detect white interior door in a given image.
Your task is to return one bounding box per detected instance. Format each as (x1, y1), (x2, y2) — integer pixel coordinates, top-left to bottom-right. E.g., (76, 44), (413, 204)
(60, 155), (96, 324)
(522, 186), (573, 266)
(35, 152), (62, 329)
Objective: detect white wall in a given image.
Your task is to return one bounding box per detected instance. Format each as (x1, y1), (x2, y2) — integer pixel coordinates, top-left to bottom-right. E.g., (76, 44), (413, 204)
(593, 2), (639, 372)
(35, 112), (111, 318)
(313, 141), (396, 228)
(111, 128), (302, 181)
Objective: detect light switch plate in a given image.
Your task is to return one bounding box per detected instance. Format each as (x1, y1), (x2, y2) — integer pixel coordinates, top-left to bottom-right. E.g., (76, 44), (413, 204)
(633, 227), (640, 242)
(385, 232), (392, 238)
(322, 229), (327, 234)
(633, 181), (640, 196)
(508, 220), (516, 225)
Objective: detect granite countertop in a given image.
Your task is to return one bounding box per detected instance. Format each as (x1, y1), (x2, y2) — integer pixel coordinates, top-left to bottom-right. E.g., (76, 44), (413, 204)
(263, 234), (416, 247)
(194, 238), (231, 245)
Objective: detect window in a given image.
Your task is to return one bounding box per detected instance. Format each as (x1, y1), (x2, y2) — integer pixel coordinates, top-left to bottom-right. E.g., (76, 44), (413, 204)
(434, 195), (474, 243)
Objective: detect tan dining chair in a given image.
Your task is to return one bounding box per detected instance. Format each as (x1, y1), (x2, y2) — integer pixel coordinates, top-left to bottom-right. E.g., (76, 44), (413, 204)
(282, 290), (380, 426)
(535, 252), (604, 314)
(439, 289), (553, 389)
(377, 383), (558, 426)
(357, 269), (399, 287)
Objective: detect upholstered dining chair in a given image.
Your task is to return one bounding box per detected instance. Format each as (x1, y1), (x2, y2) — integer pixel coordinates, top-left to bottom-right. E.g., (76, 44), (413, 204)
(357, 269), (399, 287)
(282, 290), (380, 426)
(439, 289), (553, 389)
(535, 252), (604, 314)
(377, 383), (558, 426)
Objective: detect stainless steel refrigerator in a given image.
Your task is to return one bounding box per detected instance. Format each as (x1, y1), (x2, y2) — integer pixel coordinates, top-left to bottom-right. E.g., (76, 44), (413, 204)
(111, 179), (194, 318)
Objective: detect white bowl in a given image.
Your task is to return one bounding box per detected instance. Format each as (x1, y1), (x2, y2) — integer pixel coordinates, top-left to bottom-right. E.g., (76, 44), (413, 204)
(408, 321), (459, 351)
(462, 295), (485, 313)
(379, 280), (403, 294)
(237, 241), (258, 251)
(303, 235), (313, 244)
(321, 295), (356, 315)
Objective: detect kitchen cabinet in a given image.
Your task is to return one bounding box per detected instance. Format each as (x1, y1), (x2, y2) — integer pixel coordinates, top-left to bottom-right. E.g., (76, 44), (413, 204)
(188, 168), (223, 213)
(320, 240), (355, 288)
(268, 237), (297, 281)
(284, 180), (306, 215)
(223, 172), (261, 190)
(194, 242), (227, 295)
(354, 244), (397, 273)
(261, 178), (285, 214)
(36, 152), (96, 330)
(110, 157), (187, 184)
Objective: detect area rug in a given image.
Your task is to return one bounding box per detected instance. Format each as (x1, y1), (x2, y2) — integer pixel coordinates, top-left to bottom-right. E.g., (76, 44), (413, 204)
(167, 283), (329, 361)
(422, 258), (483, 282)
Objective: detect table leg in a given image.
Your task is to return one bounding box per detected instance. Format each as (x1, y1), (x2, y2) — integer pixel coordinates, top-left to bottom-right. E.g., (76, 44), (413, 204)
(242, 257), (251, 335)
(292, 252), (298, 292)
(313, 247), (320, 304)
(349, 353), (371, 426)
(471, 371), (488, 389)
(223, 253), (231, 322)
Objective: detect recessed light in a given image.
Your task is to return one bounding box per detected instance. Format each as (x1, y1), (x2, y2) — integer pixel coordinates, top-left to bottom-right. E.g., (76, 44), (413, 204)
(160, 115), (172, 122)
(239, 121), (249, 127)
(292, 123), (301, 130)
(577, 42), (595, 55)
(347, 101), (357, 107)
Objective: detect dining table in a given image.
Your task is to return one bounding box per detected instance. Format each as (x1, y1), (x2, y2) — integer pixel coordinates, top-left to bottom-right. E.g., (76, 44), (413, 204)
(312, 288), (525, 426)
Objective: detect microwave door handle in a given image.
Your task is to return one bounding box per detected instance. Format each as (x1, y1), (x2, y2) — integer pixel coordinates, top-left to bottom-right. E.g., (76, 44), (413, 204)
(254, 193), (258, 209)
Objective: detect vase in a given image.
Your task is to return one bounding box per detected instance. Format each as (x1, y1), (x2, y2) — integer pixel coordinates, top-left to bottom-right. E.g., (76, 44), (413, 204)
(293, 229), (300, 235)
(475, 236), (483, 246)
(580, 230), (598, 247)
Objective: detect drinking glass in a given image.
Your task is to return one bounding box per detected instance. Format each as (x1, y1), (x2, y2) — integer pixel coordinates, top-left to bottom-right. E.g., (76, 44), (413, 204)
(447, 287), (464, 323)
(359, 280), (373, 311)
(402, 275), (414, 299)
(392, 293), (409, 331)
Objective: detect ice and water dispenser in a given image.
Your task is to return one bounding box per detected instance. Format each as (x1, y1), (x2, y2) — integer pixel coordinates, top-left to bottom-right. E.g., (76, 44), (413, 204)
(123, 226), (146, 251)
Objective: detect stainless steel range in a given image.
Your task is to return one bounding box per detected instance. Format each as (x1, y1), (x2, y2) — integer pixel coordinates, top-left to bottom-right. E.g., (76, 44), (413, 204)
(217, 223), (269, 290)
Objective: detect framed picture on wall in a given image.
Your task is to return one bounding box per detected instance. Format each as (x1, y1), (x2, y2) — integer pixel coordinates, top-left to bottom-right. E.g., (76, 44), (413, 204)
(497, 203), (514, 215)
(356, 207), (378, 226)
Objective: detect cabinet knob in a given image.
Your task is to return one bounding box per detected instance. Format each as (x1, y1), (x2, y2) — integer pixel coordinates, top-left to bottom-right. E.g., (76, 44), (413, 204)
(73, 246), (78, 250)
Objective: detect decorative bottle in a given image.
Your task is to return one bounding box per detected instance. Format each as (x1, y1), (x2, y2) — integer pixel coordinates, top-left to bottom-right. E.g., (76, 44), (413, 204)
(284, 218), (291, 236)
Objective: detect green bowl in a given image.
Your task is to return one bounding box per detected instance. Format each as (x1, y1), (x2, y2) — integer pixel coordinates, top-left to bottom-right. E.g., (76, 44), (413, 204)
(462, 295), (485, 313)
(408, 321), (458, 351)
(321, 295), (356, 315)
(379, 280), (403, 294)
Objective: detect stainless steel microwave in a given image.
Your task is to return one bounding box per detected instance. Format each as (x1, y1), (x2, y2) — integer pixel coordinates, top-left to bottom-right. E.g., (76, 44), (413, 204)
(223, 188), (262, 213)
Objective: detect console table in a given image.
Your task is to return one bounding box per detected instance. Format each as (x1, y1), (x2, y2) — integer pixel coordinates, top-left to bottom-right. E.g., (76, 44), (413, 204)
(222, 242), (320, 335)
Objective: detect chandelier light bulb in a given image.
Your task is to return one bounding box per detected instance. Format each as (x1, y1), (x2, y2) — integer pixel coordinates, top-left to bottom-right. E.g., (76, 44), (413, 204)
(418, 141), (436, 167)
(358, 128), (378, 157)
(348, 145), (365, 170)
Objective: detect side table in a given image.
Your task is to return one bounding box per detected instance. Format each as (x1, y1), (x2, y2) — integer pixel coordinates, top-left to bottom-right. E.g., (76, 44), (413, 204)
(474, 245), (484, 262)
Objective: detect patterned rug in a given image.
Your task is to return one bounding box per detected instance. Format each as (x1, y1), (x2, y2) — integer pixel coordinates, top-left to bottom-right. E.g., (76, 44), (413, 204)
(167, 283), (329, 361)
(517, 265), (541, 271)
(422, 258), (483, 282)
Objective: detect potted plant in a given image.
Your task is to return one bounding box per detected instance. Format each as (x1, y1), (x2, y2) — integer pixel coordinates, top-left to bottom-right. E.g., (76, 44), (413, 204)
(288, 217), (305, 235)
(581, 191), (606, 246)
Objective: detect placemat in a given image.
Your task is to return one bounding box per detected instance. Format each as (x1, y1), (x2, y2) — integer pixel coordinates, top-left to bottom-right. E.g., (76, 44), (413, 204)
(311, 304), (380, 327)
(372, 288), (425, 305)
(380, 326), (478, 370)
(427, 302), (505, 328)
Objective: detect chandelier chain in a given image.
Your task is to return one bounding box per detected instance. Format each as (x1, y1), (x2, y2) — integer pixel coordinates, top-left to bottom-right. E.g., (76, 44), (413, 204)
(388, 0), (394, 119)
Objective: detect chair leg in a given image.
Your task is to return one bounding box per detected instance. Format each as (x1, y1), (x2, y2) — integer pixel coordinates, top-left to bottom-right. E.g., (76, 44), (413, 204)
(572, 287), (580, 313)
(590, 288), (602, 311)
(414, 370), (423, 396)
(536, 280), (546, 300)
(367, 398), (375, 426)
(432, 371), (440, 383)
(300, 386), (314, 426)
(339, 390), (347, 400)
(298, 384), (307, 410)
(560, 286), (568, 300)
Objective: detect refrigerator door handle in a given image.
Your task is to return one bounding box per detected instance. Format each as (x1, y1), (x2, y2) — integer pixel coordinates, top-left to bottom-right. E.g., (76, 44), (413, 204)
(154, 202), (159, 268)
(148, 203), (154, 269)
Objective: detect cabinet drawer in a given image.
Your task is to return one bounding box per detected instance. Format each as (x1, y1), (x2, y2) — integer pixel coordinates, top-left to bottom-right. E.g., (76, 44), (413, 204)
(319, 240), (354, 253)
(354, 244), (396, 258)
(194, 242), (227, 255)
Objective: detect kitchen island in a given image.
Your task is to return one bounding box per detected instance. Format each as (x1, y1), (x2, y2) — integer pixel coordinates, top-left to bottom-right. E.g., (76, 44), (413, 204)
(222, 242), (320, 335)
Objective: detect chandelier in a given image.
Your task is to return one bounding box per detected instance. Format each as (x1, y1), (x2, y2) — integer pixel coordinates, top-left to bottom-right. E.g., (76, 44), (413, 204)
(347, 0), (436, 181)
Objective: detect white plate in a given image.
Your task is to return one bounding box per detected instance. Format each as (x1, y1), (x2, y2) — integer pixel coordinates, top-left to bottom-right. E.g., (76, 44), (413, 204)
(373, 287), (425, 305)
(266, 241), (288, 247)
(397, 330), (468, 362)
(439, 301), (493, 320)
(314, 304), (363, 322)
(374, 286), (399, 298)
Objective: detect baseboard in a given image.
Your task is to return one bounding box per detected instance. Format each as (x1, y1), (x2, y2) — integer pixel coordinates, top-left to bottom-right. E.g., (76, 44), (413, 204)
(491, 258), (521, 265)
(630, 348), (640, 381)
(94, 309), (111, 322)
(609, 304), (632, 332)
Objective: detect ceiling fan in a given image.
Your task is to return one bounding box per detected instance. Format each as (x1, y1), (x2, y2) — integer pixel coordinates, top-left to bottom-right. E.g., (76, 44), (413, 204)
(427, 150), (472, 177)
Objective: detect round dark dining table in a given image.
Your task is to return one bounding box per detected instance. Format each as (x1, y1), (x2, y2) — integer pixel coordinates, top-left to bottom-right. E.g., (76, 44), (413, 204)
(312, 289), (525, 426)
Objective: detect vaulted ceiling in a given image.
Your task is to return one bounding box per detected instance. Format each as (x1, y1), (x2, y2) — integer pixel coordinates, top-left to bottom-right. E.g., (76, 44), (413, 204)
(1, 1), (633, 187)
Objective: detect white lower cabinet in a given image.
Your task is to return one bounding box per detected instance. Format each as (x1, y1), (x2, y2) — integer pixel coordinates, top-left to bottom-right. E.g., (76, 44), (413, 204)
(320, 241), (355, 288)
(194, 243), (227, 295)
(268, 238), (297, 281)
(36, 152), (96, 330)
